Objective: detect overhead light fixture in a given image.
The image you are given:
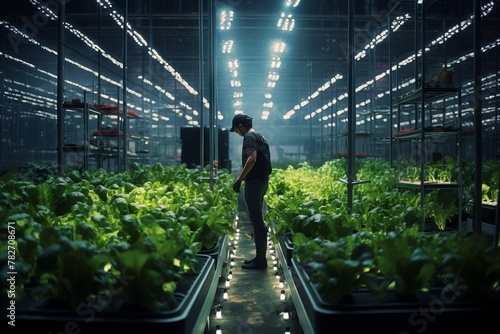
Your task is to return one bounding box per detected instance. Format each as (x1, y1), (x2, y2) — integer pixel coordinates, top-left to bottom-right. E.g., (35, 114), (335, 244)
(285, 0), (301, 8)
(220, 10), (234, 30)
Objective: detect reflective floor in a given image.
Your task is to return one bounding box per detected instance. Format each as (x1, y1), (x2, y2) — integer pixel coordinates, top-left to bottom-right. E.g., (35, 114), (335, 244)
(207, 213), (303, 334)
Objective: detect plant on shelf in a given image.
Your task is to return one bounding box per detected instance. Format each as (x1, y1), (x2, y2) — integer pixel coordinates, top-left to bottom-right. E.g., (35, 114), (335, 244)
(424, 156), (457, 183)
(482, 159), (499, 204)
(424, 189), (458, 230)
(462, 159), (498, 207)
(398, 156), (458, 184)
(399, 158), (420, 182)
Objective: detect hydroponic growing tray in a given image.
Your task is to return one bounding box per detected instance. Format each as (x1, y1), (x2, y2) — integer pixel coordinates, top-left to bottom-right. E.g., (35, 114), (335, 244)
(287, 257), (500, 334)
(16, 255), (216, 334)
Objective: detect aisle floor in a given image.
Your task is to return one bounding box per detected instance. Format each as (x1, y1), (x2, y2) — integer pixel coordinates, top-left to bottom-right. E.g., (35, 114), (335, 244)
(207, 213), (303, 334)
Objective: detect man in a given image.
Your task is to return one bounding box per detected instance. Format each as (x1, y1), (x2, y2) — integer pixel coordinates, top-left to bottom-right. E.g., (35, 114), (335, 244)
(230, 114), (272, 269)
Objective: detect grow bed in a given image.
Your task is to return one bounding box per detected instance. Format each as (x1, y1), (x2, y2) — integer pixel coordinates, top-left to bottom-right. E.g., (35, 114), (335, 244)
(16, 255), (216, 334)
(198, 234), (229, 278)
(278, 232), (294, 267)
(467, 201), (498, 225)
(287, 258), (500, 334)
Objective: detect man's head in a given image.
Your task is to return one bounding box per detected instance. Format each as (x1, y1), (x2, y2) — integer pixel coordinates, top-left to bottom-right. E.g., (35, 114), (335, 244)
(230, 114), (252, 134)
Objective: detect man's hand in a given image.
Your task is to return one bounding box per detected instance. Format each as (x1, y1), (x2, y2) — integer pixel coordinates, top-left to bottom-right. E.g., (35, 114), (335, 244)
(232, 180), (242, 193)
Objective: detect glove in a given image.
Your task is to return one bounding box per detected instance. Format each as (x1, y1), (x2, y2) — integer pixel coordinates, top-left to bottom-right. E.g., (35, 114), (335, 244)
(232, 180), (242, 193)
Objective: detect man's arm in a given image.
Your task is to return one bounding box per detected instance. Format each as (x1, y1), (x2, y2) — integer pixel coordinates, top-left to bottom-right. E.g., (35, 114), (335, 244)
(237, 150), (257, 181)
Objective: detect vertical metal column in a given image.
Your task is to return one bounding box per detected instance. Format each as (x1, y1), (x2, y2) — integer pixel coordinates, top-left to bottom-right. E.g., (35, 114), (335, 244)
(419, 0), (426, 230)
(97, 6), (102, 106)
(371, 28), (376, 158)
(96, 5), (103, 169)
(0, 62), (3, 169)
(199, 0), (205, 171)
(121, 0), (129, 172)
(57, 1), (66, 176)
(330, 85), (334, 159)
(298, 90), (302, 163)
(308, 50), (313, 162)
(457, 90), (463, 229)
(388, 15), (394, 165)
(495, 19), (500, 247)
(148, 1), (154, 165)
(83, 91), (89, 170)
(208, 0), (217, 188)
(115, 86), (120, 171)
(334, 87), (338, 156)
(495, 172), (500, 246)
(473, 0), (483, 234)
(414, 1), (419, 90)
(346, 0), (355, 210)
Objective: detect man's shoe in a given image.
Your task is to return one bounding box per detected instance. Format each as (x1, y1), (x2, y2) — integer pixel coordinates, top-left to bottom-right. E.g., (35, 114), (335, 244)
(243, 258), (255, 264)
(241, 260), (267, 269)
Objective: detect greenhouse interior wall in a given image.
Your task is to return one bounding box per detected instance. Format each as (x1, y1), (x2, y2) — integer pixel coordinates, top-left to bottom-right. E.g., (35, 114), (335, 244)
(1, 1), (500, 172)
(1, 1), (500, 333)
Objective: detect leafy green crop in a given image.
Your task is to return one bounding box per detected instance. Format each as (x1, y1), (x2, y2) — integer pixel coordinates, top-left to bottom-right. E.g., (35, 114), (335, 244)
(0, 163), (237, 312)
(375, 229), (436, 298)
(294, 235), (379, 304)
(440, 233), (500, 298)
(265, 159), (500, 302)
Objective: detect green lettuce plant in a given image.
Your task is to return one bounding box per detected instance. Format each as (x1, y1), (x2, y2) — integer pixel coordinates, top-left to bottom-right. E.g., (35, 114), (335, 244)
(424, 189), (458, 230)
(292, 233), (381, 304)
(440, 233), (500, 299)
(374, 228), (436, 298)
(0, 163), (237, 312)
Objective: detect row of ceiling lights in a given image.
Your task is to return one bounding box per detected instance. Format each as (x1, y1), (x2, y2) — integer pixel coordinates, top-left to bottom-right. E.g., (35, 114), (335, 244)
(219, 0), (301, 120)
(4, 0), (194, 124)
(3, 1), (499, 131)
(301, 1), (498, 131)
(25, 0), (212, 125)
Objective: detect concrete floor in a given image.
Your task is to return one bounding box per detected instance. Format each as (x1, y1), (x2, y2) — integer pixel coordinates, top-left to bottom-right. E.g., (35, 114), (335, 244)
(206, 213), (303, 334)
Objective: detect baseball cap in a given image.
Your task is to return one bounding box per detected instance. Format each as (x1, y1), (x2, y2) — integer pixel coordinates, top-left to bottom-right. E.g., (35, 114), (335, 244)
(230, 114), (252, 132)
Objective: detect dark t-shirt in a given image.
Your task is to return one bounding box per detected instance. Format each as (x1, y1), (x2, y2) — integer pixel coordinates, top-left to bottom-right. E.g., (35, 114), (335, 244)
(242, 131), (272, 181)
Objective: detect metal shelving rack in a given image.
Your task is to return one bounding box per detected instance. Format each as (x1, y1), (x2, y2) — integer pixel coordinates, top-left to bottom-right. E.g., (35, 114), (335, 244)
(62, 92), (147, 171)
(396, 91), (463, 230)
(394, 2), (463, 230)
